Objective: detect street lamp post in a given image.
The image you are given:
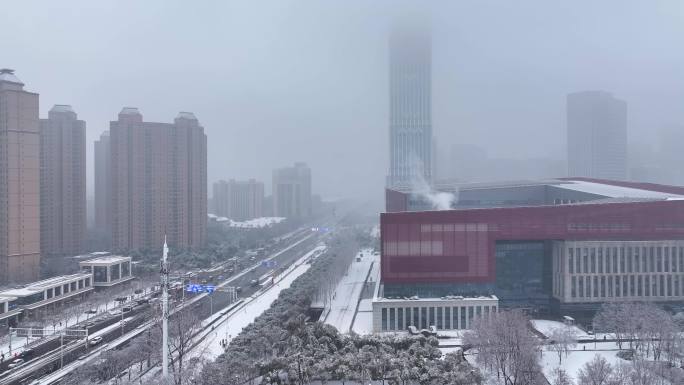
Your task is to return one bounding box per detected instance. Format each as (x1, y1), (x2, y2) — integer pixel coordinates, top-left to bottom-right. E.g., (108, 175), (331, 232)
(161, 237), (170, 379)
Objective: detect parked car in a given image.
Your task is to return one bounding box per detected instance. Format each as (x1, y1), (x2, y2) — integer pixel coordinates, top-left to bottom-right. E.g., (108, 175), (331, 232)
(8, 358), (25, 369)
(84, 308), (97, 314)
(89, 336), (103, 346)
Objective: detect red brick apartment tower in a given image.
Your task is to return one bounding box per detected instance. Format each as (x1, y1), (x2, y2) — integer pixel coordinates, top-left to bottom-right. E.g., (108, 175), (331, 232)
(110, 108), (206, 251)
(0, 69), (41, 284)
(40, 105), (87, 257)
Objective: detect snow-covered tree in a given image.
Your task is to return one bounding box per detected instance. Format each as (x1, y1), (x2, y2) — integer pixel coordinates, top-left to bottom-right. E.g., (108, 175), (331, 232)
(548, 326), (577, 364)
(550, 367), (574, 385)
(576, 354), (612, 385)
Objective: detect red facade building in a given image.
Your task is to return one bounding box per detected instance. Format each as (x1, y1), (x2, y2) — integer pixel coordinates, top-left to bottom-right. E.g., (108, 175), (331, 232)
(382, 178), (684, 289)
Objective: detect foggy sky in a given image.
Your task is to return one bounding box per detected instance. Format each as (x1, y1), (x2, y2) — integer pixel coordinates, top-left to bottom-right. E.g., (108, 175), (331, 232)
(2, 0), (683, 202)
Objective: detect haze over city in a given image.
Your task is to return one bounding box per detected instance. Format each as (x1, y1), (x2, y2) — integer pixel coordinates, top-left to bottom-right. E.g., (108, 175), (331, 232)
(2, 0), (683, 201)
(4, 2), (684, 385)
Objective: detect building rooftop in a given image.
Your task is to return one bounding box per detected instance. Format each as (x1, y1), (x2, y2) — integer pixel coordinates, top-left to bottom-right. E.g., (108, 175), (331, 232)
(176, 111), (197, 120)
(80, 255), (131, 265)
(120, 107), (141, 115)
(50, 104), (75, 113)
(0, 273), (91, 298)
(374, 294), (499, 303)
(0, 68), (23, 84)
(557, 180), (684, 200)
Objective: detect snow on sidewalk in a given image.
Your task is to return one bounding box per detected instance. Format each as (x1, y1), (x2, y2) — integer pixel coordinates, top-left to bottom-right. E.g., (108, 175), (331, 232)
(325, 249), (376, 334)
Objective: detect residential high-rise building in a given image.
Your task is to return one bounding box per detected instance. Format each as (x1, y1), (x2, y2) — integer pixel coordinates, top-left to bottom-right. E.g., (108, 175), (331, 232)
(110, 108), (206, 251)
(0, 69), (41, 284)
(40, 105), (86, 257)
(212, 179), (264, 221)
(272, 162), (311, 219)
(387, 21), (433, 188)
(567, 91), (627, 180)
(94, 131), (111, 240)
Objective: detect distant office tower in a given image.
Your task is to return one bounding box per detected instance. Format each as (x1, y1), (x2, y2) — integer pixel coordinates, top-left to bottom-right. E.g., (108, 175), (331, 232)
(94, 131), (111, 240)
(0, 69), (41, 284)
(212, 179), (264, 220)
(110, 108), (207, 251)
(567, 91), (627, 180)
(40, 105), (86, 257)
(387, 21), (433, 187)
(272, 163), (312, 219)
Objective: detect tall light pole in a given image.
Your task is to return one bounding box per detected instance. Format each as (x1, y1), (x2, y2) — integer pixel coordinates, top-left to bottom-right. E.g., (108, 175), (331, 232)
(161, 236), (170, 379)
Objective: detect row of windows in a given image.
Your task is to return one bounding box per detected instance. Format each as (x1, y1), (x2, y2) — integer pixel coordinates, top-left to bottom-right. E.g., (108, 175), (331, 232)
(570, 274), (683, 299)
(567, 246), (684, 275)
(380, 304), (498, 331)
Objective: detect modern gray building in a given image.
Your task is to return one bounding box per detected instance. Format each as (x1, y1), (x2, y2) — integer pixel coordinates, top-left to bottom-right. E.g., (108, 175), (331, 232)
(387, 21), (433, 188)
(567, 91), (627, 181)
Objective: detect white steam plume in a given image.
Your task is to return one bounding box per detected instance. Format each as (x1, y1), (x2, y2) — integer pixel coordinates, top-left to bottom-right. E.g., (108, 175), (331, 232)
(408, 153), (456, 210)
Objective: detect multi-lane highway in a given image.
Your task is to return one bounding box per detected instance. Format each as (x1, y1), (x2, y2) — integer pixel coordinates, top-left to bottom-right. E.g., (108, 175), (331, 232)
(0, 225), (327, 385)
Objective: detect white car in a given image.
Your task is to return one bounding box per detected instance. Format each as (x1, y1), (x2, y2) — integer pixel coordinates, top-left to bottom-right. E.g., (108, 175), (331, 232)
(8, 358), (25, 369)
(89, 336), (103, 346)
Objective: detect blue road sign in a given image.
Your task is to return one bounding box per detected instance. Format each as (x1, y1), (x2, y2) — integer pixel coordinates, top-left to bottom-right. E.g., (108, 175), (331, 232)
(261, 260), (277, 268)
(186, 283), (216, 293)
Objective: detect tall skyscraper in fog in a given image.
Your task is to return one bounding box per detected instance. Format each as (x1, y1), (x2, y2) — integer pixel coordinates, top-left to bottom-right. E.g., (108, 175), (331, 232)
(273, 163), (312, 219)
(0, 69), (41, 284)
(40, 105), (86, 257)
(94, 131), (111, 242)
(110, 108), (207, 251)
(387, 21), (433, 187)
(567, 91), (627, 180)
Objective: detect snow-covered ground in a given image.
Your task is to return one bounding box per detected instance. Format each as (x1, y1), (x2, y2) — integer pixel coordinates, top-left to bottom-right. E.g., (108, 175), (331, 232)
(540, 342), (627, 383)
(325, 249), (377, 334)
(530, 319), (589, 338)
(209, 214), (286, 228)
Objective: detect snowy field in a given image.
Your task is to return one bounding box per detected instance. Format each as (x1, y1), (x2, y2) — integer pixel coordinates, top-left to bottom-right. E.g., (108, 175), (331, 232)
(325, 249), (377, 334)
(540, 342), (627, 382)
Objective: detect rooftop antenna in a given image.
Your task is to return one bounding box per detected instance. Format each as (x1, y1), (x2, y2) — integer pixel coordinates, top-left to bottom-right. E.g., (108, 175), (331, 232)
(161, 235), (169, 379)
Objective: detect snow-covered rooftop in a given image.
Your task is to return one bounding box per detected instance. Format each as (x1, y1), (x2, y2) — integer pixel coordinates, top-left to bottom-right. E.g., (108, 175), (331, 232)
(0, 273), (91, 298)
(559, 180), (684, 200)
(374, 294), (498, 303)
(80, 255), (131, 265)
(0, 68), (22, 84)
